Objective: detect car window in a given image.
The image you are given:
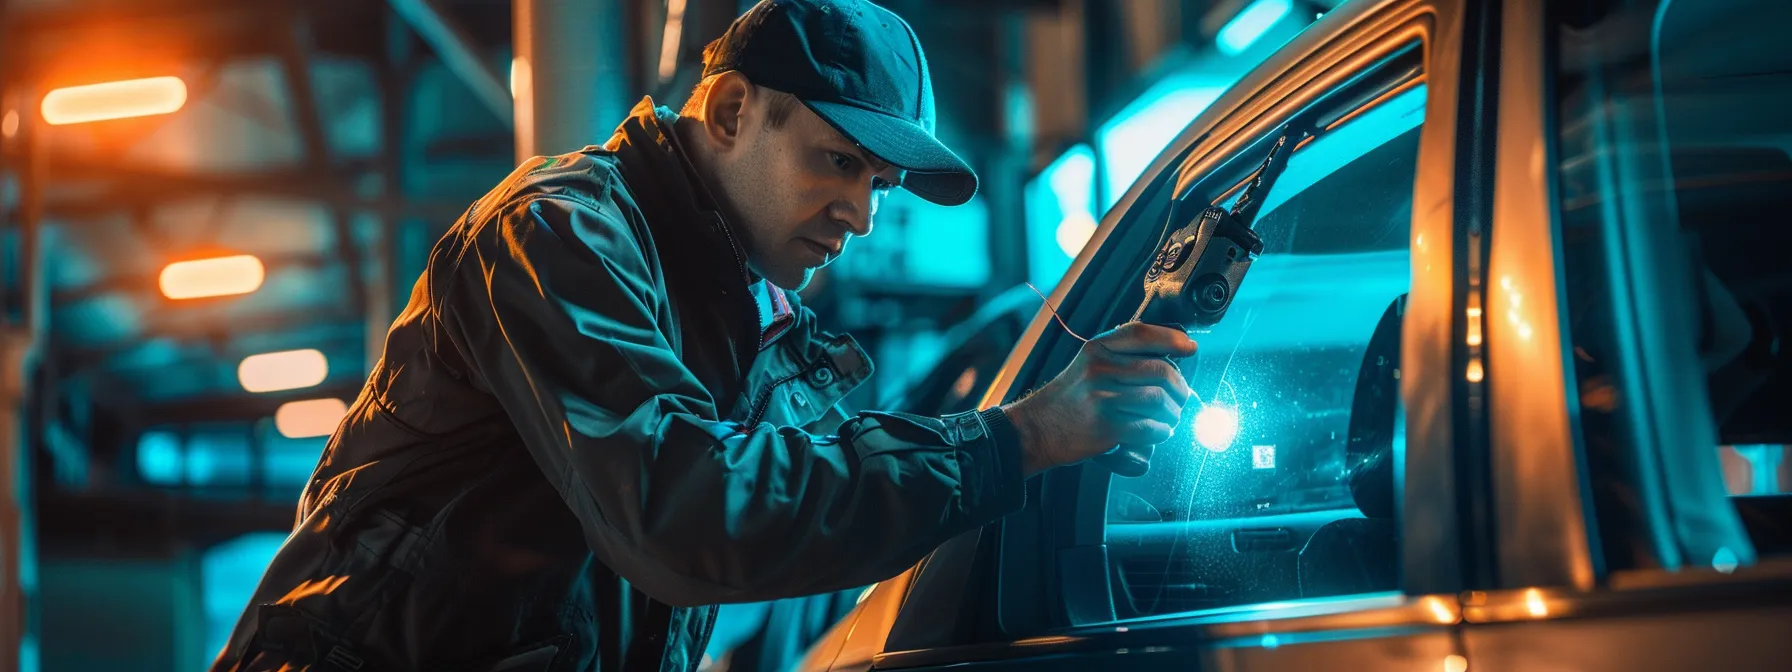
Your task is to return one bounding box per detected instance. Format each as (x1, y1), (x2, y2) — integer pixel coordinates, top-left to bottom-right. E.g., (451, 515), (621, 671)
(1098, 81), (1425, 618)
(1555, 0), (1792, 567)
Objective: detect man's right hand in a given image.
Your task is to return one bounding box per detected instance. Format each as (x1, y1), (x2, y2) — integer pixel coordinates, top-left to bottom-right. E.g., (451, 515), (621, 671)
(1001, 322), (1198, 476)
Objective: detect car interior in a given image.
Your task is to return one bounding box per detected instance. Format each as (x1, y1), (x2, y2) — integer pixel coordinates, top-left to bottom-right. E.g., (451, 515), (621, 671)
(1557, 0), (1792, 567)
(1089, 60), (1424, 619)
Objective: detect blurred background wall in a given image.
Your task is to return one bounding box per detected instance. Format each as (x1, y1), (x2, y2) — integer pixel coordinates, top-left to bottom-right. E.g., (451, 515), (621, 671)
(0, 1), (1347, 669)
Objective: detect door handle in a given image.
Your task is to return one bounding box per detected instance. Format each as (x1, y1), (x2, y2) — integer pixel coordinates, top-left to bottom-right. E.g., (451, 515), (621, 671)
(1232, 527), (1296, 552)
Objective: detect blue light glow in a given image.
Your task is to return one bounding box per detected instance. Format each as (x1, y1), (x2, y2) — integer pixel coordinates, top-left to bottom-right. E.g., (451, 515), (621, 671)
(1048, 147), (1097, 217)
(203, 533), (288, 666)
(137, 431), (184, 485)
(1025, 144), (1098, 291)
(184, 430), (252, 486)
(829, 189), (991, 289)
(1713, 547), (1739, 573)
(1218, 0), (1294, 56)
(1260, 633), (1280, 650)
(1097, 77), (1226, 209)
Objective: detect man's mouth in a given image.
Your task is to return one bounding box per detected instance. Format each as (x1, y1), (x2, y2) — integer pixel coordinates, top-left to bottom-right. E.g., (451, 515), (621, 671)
(799, 238), (842, 263)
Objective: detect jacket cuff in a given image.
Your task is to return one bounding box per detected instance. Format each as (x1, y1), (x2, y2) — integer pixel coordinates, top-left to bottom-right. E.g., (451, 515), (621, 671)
(948, 408), (1028, 521)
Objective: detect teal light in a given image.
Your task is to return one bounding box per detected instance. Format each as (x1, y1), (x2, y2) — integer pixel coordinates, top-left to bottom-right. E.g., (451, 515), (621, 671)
(203, 533), (288, 665)
(1218, 0), (1294, 56)
(1097, 77), (1226, 210)
(1024, 144), (1098, 291)
(137, 430), (184, 485)
(827, 188), (991, 289)
(184, 430), (252, 487)
(259, 418), (329, 490)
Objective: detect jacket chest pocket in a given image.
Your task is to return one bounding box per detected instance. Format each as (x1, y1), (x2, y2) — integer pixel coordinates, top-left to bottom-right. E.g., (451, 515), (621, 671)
(732, 333), (872, 432)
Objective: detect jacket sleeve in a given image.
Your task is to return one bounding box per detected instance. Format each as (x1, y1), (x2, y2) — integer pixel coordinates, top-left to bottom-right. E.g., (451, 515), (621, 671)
(435, 194), (1027, 606)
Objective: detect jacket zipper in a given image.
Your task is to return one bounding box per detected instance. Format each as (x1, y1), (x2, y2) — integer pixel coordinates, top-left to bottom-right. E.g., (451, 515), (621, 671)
(707, 212), (769, 354)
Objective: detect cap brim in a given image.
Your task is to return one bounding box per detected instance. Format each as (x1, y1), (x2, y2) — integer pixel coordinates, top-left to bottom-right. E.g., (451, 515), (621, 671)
(803, 100), (979, 206)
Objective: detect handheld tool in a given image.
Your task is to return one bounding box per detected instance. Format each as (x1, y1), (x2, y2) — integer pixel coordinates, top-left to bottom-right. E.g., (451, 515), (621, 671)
(1091, 123), (1309, 478)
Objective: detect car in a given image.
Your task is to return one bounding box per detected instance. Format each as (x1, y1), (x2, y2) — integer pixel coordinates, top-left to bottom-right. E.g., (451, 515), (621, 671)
(794, 0), (1792, 669)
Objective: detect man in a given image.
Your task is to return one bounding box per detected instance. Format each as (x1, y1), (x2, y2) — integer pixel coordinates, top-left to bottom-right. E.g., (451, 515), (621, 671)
(213, 1), (1195, 670)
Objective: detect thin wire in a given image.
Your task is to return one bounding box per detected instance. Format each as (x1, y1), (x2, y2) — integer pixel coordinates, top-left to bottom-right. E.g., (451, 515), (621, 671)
(1024, 282), (1091, 343)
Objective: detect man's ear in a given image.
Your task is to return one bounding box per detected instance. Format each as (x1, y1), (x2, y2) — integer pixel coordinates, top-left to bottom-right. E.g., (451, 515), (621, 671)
(702, 71), (753, 151)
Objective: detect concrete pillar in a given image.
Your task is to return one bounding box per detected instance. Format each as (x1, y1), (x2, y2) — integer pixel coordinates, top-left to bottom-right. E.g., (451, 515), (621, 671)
(513, 0), (631, 163)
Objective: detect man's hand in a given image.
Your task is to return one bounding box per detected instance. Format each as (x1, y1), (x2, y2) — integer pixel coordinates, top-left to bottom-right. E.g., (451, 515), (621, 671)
(1002, 322), (1198, 476)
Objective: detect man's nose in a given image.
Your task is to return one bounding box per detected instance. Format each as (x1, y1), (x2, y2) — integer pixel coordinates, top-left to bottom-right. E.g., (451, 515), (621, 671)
(832, 192), (874, 237)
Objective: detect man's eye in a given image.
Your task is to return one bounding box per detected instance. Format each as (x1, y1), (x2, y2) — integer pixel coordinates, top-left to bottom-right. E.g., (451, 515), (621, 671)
(828, 152), (855, 172)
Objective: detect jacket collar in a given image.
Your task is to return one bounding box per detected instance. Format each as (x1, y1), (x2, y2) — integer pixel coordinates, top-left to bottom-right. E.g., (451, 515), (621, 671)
(609, 97), (795, 347)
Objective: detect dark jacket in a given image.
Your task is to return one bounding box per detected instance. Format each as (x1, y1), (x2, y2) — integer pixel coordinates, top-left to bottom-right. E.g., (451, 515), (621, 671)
(210, 98), (1025, 672)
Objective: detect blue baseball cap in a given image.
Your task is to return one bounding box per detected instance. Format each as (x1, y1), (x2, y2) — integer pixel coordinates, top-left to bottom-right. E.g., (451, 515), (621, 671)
(701, 0), (979, 206)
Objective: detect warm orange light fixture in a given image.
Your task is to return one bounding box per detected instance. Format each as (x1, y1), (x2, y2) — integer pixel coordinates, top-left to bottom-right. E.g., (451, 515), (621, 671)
(275, 398), (349, 439)
(239, 349), (329, 393)
(41, 76), (188, 125)
(159, 254), (265, 299)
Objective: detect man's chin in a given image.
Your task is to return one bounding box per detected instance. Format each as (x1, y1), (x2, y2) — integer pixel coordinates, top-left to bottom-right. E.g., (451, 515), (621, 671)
(766, 267), (814, 292)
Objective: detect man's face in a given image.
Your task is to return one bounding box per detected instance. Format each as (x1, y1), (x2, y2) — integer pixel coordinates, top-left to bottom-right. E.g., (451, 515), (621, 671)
(706, 90), (904, 291)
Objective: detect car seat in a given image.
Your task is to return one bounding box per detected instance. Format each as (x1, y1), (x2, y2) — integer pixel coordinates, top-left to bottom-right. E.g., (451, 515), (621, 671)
(1297, 295), (1405, 597)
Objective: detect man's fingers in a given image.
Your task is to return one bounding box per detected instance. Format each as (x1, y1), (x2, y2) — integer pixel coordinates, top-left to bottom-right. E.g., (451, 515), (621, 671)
(1114, 417), (1177, 447)
(1106, 387), (1183, 429)
(1094, 322), (1199, 358)
(1106, 358), (1193, 406)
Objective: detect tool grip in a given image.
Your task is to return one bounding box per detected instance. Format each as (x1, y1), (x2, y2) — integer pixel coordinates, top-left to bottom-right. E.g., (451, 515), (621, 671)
(1092, 444), (1154, 478)
(1090, 330), (1196, 479)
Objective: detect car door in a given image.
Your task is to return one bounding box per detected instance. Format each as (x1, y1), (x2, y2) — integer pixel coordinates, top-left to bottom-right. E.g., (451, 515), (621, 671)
(796, 0), (1488, 669)
(1452, 0), (1792, 668)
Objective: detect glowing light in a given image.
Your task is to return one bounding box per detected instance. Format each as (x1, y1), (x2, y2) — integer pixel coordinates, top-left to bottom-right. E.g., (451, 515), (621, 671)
(1713, 547), (1739, 573)
(658, 0), (689, 82)
(239, 349), (329, 393)
(1466, 358), (1484, 383)
(41, 76), (187, 125)
(1259, 633), (1280, 650)
(1217, 0), (1293, 56)
(1, 110), (17, 138)
(1423, 596), (1457, 624)
(1055, 212), (1099, 257)
(1444, 654), (1469, 672)
(1523, 588), (1547, 617)
(276, 398), (349, 439)
(509, 57), (525, 99)
(158, 255), (265, 299)
(857, 584), (877, 605)
(951, 367), (979, 399)
(1097, 76), (1225, 207)
(1028, 144), (1097, 289)
(1194, 404), (1240, 452)
(137, 430), (184, 485)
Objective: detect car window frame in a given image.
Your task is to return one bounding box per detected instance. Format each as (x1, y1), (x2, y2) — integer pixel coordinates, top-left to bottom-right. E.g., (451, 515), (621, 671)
(970, 0), (1476, 641)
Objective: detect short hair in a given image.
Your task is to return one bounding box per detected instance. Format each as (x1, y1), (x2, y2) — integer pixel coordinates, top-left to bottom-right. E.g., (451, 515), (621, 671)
(680, 73), (801, 129)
